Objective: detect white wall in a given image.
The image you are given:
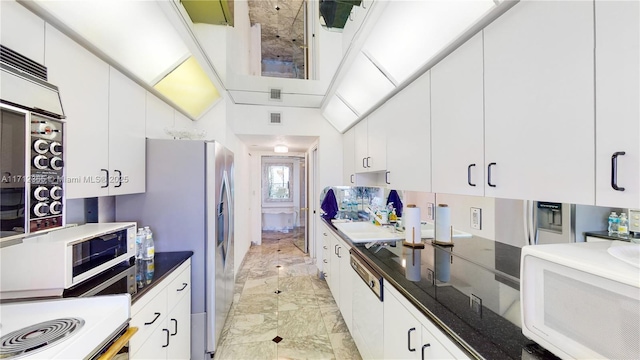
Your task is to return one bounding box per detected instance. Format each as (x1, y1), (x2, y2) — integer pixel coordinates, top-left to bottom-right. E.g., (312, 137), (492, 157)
(193, 23), (228, 81)
(227, 0), (251, 77)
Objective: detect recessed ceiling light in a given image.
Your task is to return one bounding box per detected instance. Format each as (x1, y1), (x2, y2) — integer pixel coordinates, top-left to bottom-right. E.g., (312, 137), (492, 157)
(274, 145), (288, 153)
(275, 5), (280, 10)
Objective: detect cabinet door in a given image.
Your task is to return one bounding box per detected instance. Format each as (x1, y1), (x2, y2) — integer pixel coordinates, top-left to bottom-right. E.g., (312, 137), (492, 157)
(432, 33), (484, 196)
(419, 326), (459, 360)
(595, 0), (640, 208)
(131, 318), (169, 360)
(1, 1), (45, 64)
(321, 224), (331, 274)
(337, 238), (353, 332)
(108, 68), (146, 195)
(328, 234), (341, 299)
(484, 1), (594, 204)
(167, 294), (191, 360)
(44, 24), (109, 199)
(354, 120), (369, 172)
(383, 287), (421, 359)
(343, 127), (356, 185)
(386, 70), (431, 192)
(366, 112), (387, 172)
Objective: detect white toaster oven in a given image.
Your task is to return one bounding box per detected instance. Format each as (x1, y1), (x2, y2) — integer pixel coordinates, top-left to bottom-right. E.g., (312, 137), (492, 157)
(0, 222), (136, 300)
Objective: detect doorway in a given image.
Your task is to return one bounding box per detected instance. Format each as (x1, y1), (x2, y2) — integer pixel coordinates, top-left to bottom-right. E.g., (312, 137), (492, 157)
(260, 155), (307, 252)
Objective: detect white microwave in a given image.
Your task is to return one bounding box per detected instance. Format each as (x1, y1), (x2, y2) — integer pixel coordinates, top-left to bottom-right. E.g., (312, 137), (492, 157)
(520, 241), (640, 359)
(0, 222), (136, 300)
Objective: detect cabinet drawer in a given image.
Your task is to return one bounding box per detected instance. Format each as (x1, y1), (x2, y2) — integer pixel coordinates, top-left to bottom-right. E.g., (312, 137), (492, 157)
(130, 289), (168, 349)
(167, 265), (191, 311)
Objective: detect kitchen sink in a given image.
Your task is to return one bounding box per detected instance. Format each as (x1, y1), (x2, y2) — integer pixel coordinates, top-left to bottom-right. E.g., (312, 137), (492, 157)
(332, 221), (472, 243)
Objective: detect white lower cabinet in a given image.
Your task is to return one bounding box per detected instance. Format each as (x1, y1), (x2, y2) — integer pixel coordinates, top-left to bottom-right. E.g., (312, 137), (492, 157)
(383, 283), (469, 360)
(131, 259), (191, 359)
(383, 285), (422, 359)
(323, 223), (353, 332)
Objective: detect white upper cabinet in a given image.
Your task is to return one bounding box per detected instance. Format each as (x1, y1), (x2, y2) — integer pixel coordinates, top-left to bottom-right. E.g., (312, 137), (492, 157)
(45, 24), (146, 198)
(431, 33), (484, 196)
(366, 110), (387, 173)
(595, 0), (640, 208)
(354, 119), (369, 171)
(45, 24), (110, 199)
(483, 0), (595, 204)
(343, 127), (356, 185)
(385, 71), (431, 192)
(108, 68), (146, 196)
(1, 1), (45, 64)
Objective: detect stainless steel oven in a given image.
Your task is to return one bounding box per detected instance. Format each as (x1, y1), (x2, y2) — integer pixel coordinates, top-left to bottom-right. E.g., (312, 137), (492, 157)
(1, 45), (66, 242)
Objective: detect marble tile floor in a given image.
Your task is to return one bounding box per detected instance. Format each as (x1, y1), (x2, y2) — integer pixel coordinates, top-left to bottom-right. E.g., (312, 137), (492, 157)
(214, 231), (362, 360)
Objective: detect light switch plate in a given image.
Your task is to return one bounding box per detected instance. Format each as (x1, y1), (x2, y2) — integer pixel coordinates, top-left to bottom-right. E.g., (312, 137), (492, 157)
(471, 207), (482, 230)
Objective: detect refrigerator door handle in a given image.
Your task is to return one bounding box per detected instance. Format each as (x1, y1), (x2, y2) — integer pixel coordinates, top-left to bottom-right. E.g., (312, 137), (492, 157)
(524, 201), (531, 246)
(532, 201), (539, 245)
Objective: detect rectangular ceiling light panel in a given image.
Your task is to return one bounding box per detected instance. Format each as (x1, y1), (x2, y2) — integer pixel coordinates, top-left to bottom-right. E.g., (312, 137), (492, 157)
(35, 0), (190, 84)
(154, 56), (221, 119)
(322, 96), (359, 132)
(362, 0), (496, 84)
(335, 52), (395, 116)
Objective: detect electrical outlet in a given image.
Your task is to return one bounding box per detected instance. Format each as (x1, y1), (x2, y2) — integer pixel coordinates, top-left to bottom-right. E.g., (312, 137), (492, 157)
(426, 203), (435, 221)
(471, 207), (482, 230)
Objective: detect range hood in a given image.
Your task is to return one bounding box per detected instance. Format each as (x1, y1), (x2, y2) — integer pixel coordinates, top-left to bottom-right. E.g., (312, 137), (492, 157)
(0, 45), (65, 118)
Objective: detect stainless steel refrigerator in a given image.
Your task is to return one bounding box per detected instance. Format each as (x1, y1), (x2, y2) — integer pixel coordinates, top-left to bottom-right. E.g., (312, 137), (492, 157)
(493, 199), (611, 248)
(115, 139), (234, 359)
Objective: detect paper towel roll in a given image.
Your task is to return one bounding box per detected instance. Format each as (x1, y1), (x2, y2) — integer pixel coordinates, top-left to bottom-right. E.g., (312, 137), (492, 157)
(405, 248), (421, 282)
(435, 204), (451, 243)
(404, 205), (421, 245)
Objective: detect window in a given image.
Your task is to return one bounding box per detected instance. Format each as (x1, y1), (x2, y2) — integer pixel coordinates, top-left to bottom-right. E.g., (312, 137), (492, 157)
(264, 163), (293, 202)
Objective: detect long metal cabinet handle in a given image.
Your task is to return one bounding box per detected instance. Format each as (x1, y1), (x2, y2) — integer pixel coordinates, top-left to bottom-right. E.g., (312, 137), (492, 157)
(611, 152), (626, 191)
(337, 246), (341, 258)
(366, 157), (371, 168)
(421, 343), (431, 360)
(408, 327), (416, 351)
(350, 174), (354, 184)
(467, 164), (476, 186)
(362, 158), (366, 169)
(101, 169), (109, 188)
(487, 163), (497, 187)
(170, 319), (178, 336)
(177, 283), (188, 291)
(385, 171), (390, 184)
(162, 329), (170, 347)
(144, 312), (161, 325)
(114, 170), (122, 188)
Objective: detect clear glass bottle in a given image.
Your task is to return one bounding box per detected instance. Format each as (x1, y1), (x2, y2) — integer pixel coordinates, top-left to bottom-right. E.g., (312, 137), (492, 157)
(135, 227), (144, 260)
(608, 212), (619, 235)
(618, 213), (629, 236)
(143, 226), (155, 260)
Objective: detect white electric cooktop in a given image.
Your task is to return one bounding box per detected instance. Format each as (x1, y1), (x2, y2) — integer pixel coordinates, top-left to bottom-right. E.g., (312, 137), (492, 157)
(0, 294), (130, 359)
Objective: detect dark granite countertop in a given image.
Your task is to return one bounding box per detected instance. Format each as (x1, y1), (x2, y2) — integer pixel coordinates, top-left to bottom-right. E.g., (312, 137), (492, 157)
(584, 230), (639, 242)
(325, 219), (559, 360)
(64, 251), (193, 303)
